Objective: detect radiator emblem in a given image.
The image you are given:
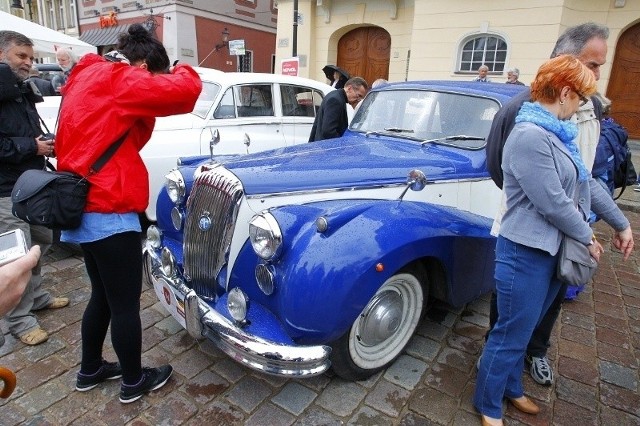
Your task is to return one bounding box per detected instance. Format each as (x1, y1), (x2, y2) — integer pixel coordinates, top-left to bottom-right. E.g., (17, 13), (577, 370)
(198, 212), (212, 231)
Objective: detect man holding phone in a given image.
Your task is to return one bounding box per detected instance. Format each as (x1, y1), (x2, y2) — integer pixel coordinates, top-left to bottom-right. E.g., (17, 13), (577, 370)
(0, 30), (68, 347)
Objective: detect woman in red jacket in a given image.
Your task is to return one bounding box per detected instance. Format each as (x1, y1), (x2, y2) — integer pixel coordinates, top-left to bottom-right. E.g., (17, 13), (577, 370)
(55, 24), (202, 403)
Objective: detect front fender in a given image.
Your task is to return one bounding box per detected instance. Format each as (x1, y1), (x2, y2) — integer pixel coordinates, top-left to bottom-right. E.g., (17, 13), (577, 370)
(229, 199), (496, 345)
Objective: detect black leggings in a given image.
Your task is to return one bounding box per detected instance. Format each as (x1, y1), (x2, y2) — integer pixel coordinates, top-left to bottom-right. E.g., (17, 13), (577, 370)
(80, 231), (143, 384)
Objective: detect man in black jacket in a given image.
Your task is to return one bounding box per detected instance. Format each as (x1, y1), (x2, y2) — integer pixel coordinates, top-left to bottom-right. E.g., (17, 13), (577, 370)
(483, 22), (609, 386)
(0, 30), (68, 347)
(309, 77), (368, 142)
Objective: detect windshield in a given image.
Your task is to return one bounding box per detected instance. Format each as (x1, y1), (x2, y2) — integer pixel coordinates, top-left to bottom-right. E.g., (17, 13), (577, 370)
(350, 90), (500, 148)
(192, 82), (221, 119)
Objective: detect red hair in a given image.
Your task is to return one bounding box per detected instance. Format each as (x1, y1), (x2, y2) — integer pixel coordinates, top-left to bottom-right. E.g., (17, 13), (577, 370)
(530, 54), (596, 103)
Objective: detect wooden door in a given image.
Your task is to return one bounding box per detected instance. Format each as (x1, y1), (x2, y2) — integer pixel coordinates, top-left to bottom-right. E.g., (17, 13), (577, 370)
(337, 27), (390, 86)
(607, 23), (640, 138)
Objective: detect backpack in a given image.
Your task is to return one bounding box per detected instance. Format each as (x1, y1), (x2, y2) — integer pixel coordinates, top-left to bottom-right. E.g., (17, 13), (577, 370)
(591, 118), (637, 199)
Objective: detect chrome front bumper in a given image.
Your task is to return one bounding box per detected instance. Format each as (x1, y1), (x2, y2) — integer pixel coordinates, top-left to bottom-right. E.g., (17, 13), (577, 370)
(143, 246), (331, 377)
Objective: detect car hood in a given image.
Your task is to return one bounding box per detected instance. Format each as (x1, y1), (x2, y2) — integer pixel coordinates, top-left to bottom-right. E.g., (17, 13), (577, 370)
(216, 133), (488, 195)
(153, 112), (200, 131)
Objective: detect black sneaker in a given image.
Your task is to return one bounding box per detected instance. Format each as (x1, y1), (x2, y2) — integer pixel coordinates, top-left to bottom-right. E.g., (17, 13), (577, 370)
(119, 365), (173, 404)
(76, 360), (122, 391)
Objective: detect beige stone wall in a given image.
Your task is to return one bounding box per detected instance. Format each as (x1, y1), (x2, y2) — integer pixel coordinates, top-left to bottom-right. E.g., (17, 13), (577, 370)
(275, 0), (640, 93)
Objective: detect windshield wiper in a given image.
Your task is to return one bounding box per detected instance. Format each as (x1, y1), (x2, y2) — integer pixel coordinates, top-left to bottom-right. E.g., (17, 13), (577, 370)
(421, 134), (485, 146)
(384, 127), (414, 133)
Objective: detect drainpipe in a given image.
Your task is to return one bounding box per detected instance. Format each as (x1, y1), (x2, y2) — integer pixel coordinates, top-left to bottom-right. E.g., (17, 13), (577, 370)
(292, 0), (298, 57)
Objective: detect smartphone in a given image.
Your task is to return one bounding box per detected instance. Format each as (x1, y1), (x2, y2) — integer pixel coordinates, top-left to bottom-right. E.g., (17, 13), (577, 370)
(0, 229), (29, 267)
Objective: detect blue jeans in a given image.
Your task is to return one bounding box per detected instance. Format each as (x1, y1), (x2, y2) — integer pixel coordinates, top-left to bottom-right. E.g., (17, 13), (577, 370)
(474, 236), (562, 418)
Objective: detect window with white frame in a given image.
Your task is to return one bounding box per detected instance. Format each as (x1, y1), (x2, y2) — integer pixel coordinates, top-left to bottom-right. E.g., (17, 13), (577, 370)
(458, 35), (507, 73)
(237, 50), (253, 73)
(58, 0), (65, 29)
(69, 0), (77, 28)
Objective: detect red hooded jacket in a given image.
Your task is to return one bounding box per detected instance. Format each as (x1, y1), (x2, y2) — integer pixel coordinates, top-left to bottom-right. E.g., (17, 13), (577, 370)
(56, 53), (202, 213)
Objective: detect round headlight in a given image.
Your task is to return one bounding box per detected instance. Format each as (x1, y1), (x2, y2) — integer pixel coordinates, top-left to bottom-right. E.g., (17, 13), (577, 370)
(165, 169), (186, 204)
(249, 213), (282, 260)
(146, 225), (162, 250)
(227, 287), (248, 322)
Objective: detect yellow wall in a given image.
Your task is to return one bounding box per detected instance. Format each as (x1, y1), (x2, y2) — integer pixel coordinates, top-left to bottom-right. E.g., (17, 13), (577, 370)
(275, 0), (640, 94)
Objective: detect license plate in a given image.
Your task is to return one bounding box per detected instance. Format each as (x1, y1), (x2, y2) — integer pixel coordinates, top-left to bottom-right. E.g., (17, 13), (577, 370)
(153, 278), (186, 329)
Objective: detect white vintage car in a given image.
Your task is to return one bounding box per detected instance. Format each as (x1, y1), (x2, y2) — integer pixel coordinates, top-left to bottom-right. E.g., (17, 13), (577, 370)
(36, 68), (333, 220)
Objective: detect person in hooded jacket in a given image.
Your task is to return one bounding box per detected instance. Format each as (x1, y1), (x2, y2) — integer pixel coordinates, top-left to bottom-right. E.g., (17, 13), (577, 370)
(55, 24), (202, 403)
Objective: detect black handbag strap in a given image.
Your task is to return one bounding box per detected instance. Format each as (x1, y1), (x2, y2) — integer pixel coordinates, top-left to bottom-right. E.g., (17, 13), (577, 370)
(47, 95), (129, 177)
(88, 131), (128, 175)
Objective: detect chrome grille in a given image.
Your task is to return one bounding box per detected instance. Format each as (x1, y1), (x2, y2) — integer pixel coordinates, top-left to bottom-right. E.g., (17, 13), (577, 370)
(183, 165), (243, 300)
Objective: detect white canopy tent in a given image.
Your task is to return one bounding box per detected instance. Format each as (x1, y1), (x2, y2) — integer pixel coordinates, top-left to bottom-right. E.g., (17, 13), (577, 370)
(0, 11), (96, 57)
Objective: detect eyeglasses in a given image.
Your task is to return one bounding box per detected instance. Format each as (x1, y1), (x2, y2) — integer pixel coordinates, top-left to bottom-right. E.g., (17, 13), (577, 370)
(576, 91), (589, 107)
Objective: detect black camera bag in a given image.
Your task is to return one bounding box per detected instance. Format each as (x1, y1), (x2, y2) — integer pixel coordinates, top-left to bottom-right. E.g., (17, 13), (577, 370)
(11, 170), (88, 230)
(10, 131), (128, 230)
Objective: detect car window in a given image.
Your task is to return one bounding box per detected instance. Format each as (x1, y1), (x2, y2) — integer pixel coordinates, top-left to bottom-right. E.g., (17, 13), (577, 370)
(234, 84), (274, 117)
(193, 82), (221, 119)
(280, 85), (324, 117)
(213, 87), (236, 119)
(351, 90), (499, 147)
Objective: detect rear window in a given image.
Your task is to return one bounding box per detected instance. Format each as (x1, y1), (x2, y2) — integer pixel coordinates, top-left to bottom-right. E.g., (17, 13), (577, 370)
(280, 85), (325, 117)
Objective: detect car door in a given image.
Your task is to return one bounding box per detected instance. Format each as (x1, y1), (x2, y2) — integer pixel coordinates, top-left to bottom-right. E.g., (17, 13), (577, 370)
(202, 83), (283, 156)
(279, 84), (326, 144)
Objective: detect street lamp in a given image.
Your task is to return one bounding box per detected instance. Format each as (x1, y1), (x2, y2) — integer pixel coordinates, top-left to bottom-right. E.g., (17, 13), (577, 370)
(215, 28), (230, 51)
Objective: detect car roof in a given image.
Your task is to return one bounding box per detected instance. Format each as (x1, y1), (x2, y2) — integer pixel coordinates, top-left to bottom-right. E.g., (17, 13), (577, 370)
(374, 80), (527, 104)
(193, 67), (334, 92)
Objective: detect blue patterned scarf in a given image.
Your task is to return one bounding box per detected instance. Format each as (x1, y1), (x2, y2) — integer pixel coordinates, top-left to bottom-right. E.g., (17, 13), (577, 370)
(515, 102), (589, 181)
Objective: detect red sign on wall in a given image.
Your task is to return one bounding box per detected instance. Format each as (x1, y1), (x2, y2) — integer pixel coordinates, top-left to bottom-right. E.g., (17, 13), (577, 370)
(281, 58), (299, 76)
(100, 11), (118, 28)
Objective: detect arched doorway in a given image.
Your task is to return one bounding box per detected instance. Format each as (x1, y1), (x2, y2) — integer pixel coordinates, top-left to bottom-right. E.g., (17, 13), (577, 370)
(607, 22), (640, 138)
(337, 27), (391, 86)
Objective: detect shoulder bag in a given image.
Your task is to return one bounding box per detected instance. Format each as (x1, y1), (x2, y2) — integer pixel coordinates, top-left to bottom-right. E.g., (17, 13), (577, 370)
(11, 132), (128, 230)
(556, 187), (597, 285)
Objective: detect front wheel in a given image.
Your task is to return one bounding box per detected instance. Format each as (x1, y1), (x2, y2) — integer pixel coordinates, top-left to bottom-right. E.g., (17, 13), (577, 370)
(330, 270), (426, 380)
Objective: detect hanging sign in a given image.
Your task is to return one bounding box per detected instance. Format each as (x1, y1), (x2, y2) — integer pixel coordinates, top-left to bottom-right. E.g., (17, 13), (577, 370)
(229, 39), (245, 56)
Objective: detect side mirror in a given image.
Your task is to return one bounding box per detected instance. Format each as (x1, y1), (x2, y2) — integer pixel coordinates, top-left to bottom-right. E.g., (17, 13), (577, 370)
(398, 169), (427, 200)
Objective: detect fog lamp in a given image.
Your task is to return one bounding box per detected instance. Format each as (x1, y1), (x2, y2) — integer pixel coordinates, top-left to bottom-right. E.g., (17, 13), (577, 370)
(255, 264), (275, 295)
(227, 287), (248, 323)
(160, 247), (177, 277)
(171, 207), (183, 230)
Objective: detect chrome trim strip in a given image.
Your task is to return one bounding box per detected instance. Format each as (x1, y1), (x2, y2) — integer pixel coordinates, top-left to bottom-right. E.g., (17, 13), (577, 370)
(143, 247), (331, 377)
(245, 177), (489, 199)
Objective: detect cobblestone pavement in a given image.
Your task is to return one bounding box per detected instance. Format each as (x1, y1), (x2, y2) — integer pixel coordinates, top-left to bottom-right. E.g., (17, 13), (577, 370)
(0, 144), (638, 425)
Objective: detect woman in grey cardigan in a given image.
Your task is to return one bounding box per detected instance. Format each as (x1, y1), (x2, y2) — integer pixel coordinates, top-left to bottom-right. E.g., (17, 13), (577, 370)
(474, 55), (634, 426)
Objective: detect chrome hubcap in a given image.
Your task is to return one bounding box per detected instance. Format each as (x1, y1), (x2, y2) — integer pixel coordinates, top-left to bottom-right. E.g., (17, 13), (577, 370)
(357, 290), (403, 346)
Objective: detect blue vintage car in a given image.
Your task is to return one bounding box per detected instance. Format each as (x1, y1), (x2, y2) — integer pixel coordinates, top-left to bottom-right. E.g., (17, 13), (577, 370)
(143, 81), (527, 380)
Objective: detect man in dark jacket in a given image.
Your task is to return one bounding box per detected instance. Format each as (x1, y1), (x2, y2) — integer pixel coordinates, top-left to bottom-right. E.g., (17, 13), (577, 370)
(483, 22), (609, 386)
(309, 77), (368, 142)
(0, 30), (68, 347)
